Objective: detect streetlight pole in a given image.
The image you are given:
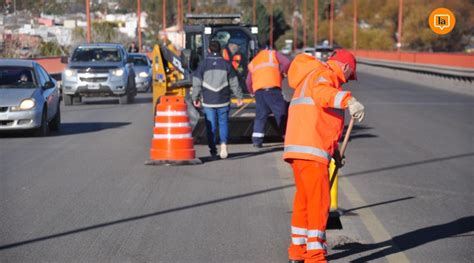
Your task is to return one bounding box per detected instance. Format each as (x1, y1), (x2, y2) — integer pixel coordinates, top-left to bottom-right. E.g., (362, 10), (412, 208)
(86, 0), (91, 43)
(303, 0), (307, 47)
(137, 0), (142, 52)
(314, 0), (318, 46)
(270, 0), (273, 48)
(253, 0), (256, 24)
(162, 0), (167, 37)
(329, 0), (334, 46)
(397, 0), (403, 52)
(353, 0), (357, 51)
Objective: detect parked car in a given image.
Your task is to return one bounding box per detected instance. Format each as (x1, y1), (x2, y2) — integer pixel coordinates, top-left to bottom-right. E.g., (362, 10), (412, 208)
(61, 43), (137, 105)
(0, 59), (61, 136)
(129, 53), (152, 92)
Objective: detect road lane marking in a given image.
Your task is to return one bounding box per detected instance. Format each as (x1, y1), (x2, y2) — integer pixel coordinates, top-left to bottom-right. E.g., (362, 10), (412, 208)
(339, 176), (410, 263)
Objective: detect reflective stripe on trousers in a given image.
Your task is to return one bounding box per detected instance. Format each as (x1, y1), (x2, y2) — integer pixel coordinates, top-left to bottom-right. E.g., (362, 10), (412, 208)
(307, 241), (327, 251)
(284, 145), (332, 162)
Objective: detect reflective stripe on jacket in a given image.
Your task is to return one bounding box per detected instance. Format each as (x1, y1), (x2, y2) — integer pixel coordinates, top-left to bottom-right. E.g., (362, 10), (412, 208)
(191, 53), (242, 108)
(283, 54), (352, 164)
(247, 50), (282, 91)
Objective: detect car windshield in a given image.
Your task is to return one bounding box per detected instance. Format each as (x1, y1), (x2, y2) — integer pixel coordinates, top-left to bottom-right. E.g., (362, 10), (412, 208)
(71, 47), (122, 62)
(131, 56), (149, 66)
(0, 67), (37, 88)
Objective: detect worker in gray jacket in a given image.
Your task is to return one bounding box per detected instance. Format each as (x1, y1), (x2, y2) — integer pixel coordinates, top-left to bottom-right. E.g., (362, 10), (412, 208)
(192, 40), (243, 159)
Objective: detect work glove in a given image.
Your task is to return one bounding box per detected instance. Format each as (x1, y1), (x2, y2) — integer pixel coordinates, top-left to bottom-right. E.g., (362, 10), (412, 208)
(347, 97), (365, 122)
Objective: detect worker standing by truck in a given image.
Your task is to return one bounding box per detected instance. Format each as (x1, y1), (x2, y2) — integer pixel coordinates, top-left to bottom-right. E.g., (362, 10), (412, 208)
(246, 46), (291, 148)
(192, 40), (243, 159)
(284, 50), (365, 263)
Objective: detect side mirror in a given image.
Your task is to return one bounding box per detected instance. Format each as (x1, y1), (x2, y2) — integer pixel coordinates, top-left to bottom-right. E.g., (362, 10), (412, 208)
(43, 81), (54, 90)
(60, 56), (69, 64)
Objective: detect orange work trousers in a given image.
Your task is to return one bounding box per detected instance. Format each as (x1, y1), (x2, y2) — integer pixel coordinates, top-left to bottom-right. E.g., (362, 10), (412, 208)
(288, 159), (330, 262)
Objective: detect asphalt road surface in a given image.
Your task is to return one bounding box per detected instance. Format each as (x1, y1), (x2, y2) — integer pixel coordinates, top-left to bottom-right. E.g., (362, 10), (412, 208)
(1, 71), (473, 262)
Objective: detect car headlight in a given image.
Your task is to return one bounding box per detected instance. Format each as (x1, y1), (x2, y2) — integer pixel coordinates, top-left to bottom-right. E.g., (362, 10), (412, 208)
(65, 69), (76, 77)
(11, 99), (36, 111)
(139, 72), (149, 78)
(112, 69), (124, 76)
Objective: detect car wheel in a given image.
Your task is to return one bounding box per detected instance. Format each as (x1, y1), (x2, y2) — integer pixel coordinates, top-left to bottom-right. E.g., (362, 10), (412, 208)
(49, 105), (61, 132)
(64, 94), (73, 106)
(34, 109), (49, 137)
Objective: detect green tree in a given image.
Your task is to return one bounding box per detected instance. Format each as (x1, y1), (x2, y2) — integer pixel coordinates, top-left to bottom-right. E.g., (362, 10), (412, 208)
(38, 41), (65, 56)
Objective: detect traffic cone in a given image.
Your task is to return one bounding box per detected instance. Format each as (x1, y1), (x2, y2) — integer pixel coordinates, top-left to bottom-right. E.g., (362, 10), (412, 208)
(145, 96), (202, 166)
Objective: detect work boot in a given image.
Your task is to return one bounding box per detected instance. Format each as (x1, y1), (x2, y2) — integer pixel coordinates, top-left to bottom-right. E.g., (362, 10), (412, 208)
(219, 143), (228, 159)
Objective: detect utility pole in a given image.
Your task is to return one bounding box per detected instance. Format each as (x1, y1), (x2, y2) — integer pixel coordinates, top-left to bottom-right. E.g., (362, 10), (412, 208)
(252, 0), (256, 24)
(188, 0), (191, 14)
(353, 0), (357, 51)
(137, 0), (142, 52)
(314, 0), (318, 46)
(303, 0), (307, 47)
(86, 0), (91, 43)
(397, 0), (403, 52)
(329, 0), (334, 46)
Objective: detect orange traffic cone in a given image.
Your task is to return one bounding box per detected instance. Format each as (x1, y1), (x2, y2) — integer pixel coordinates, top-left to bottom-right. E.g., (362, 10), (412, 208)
(145, 96), (202, 166)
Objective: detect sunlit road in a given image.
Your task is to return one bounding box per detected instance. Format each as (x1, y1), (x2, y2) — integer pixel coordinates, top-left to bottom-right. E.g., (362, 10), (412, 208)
(1, 70), (473, 262)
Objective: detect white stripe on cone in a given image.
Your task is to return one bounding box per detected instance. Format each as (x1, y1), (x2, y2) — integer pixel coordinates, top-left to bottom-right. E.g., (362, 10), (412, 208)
(153, 133), (192, 139)
(155, 122), (190, 128)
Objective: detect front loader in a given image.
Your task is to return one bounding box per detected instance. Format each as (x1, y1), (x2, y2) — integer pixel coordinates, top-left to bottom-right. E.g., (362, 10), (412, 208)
(151, 14), (283, 144)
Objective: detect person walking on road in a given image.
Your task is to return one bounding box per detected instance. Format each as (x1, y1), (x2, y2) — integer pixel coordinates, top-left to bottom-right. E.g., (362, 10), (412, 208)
(284, 49), (365, 263)
(192, 40), (243, 159)
(246, 46), (291, 148)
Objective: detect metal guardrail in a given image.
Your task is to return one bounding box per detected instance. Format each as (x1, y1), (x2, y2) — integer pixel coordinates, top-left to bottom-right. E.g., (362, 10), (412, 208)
(357, 58), (474, 81)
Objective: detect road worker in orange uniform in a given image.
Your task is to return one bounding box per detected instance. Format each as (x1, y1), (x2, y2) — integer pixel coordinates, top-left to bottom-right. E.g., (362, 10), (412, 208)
(284, 49), (365, 263)
(222, 38), (243, 73)
(247, 47), (291, 148)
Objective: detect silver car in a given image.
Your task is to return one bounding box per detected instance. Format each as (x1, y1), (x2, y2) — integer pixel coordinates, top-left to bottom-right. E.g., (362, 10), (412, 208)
(0, 59), (61, 136)
(61, 43), (136, 105)
(129, 53), (152, 92)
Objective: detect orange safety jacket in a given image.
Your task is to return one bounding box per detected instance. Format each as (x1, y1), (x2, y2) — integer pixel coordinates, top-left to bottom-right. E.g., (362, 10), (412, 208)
(247, 49), (282, 92)
(283, 54), (353, 165)
(222, 48), (242, 71)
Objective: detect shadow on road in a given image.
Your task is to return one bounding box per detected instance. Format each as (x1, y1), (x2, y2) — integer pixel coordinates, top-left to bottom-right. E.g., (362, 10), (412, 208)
(327, 216), (474, 262)
(341, 152), (474, 178)
(341, 196), (415, 216)
(76, 96), (152, 105)
(346, 124), (378, 141)
(0, 183), (295, 251)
